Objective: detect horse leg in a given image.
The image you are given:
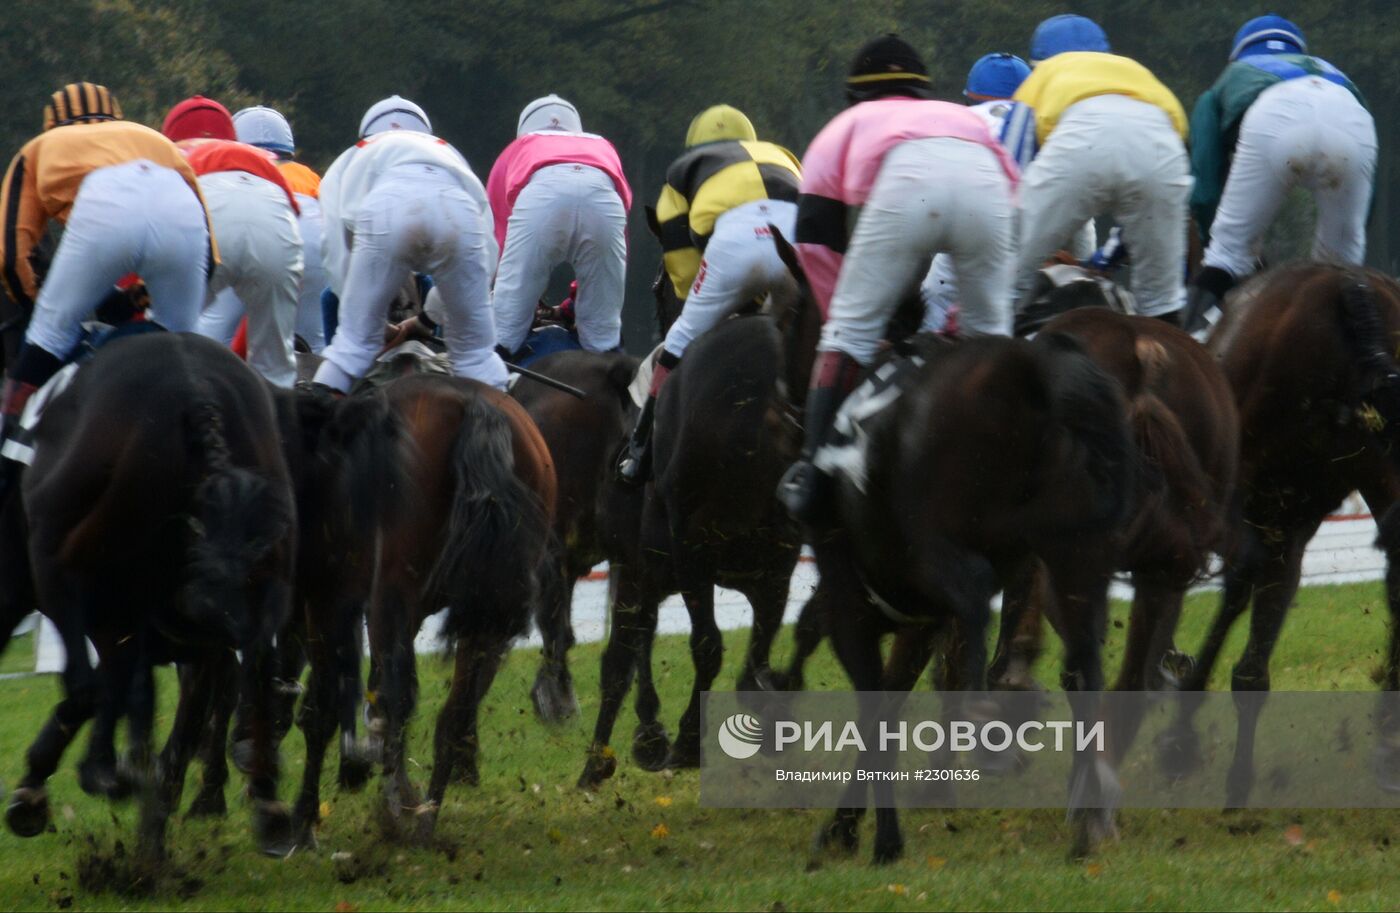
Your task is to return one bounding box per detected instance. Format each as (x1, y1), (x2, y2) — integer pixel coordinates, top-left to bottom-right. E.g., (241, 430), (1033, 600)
(420, 635), (506, 842)
(736, 562), (795, 692)
(138, 654), (222, 861)
(776, 583), (827, 692)
(630, 590), (669, 771)
(1367, 487), (1400, 787)
(1106, 579), (1184, 770)
(989, 559), (1047, 691)
(665, 585), (721, 769)
(188, 659), (238, 818)
(289, 613), (342, 848)
(332, 600), (372, 792)
(230, 617), (305, 777)
(579, 568), (658, 787)
(531, 552), (580, 723)
(240, 583), (297, 858)
(76, 638), (139, 800)
(370, 587), (421, 827)
(1223, 521), (1314, 810)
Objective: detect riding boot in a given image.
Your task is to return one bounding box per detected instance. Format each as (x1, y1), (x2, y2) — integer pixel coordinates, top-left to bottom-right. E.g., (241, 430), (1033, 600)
(1180, 266), (1235, 336)
(776, 349), (862, 525)
(0, 346), (64, 503)
(616, 350), (680, 486)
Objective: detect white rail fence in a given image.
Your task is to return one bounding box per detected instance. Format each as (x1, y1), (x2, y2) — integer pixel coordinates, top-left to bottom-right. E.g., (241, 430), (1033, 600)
(14, 497), (1386, 677)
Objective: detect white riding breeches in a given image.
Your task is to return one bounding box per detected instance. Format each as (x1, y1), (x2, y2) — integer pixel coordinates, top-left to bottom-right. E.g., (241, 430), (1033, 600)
(1014, 94), (1192, 317)
(1203, 76), (1377, 279)
(25, 159), (209, 360)
(819, 137), (1015, 365)
(315, 163), (508, 392)
(492, 163), (627, 354)
(661, 198), (797, 359)
(196, 170), (304, 388)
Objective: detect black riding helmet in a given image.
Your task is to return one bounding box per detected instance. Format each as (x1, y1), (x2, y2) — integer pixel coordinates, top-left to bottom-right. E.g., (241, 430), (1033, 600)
(846, 34), (933, 105)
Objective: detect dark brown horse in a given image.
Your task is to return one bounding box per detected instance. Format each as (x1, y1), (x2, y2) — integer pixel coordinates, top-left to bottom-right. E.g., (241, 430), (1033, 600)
(1160, 264), (1400, 805)
(509, 348), (640, 723)
(576, 250), (822, 788)
(367, 374), (555, 841)
(4, 333), (297, 859)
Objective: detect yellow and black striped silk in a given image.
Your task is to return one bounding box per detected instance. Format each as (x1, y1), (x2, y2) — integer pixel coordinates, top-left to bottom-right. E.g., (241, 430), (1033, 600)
(42, 83), (122, 131)
(655, 139), (801, 300)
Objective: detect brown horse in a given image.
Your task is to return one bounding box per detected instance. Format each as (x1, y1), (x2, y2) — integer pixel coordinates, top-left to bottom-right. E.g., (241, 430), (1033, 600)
(4, 333), (297, 859)
(1160, 264), (1400, 805)
(367, 374), (555, 841)
(509, 348), (640, 723)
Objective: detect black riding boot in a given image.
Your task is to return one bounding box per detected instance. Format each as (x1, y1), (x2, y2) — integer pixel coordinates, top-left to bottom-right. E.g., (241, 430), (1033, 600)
(1180, 266), (1235, 335)
(777, 350), (862, 525)
(0, 347), (64, 503)
(616, 350), (680, 486)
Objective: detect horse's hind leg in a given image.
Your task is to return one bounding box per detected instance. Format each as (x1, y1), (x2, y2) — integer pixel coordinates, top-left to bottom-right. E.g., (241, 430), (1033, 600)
(369, 587), (421, 828)
(989, 560), (1047, 692)
(776, 583), (827, 692)
(1366, 487), (1400, 787)
(1106, 580), (1185, 773)
(665, 585), (721, 769)
(1223, 519), (1315, 809)
(420, 635), (506, 842)
(736, 559), (796, 692)
(331, 600), (372, 792)
(76, 638), (139, 800)
(579, 568), (660, 787)
(532, 552), (580, 723)
(630, 594), (669, 771)
(189, 659), (238, 818)
(139, 654), (224, 861)
(289, 607), (344, 848)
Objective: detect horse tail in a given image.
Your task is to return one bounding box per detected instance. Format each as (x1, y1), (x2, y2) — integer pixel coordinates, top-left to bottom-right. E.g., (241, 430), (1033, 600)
(1337, 273), (1400, 442)
(1122, 338), (1222, 573)
(185, 398), (292, 636)
(427, 394), (549, 646)
(321, 390), (408, 535)
(1038, 331), (1137, 531)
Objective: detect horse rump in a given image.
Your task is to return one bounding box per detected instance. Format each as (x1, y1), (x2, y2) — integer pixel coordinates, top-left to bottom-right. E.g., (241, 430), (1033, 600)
(427, 393), (550, 646)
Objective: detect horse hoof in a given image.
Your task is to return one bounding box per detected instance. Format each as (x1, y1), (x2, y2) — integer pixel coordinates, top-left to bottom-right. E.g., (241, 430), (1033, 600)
(254, 800), (296, 858)
(78, 760), (134, 801)
(531, 673), (579, 724)
(338, 755), (374, 793)
(578, 748), (618, 790)
(5, 787), (50, 838)
(662, 739), (701, 770)
(186, 787), (228, 819)
(291, 813), (319, 851)
(871, 837), (904, 865)
(632, 721), (671, 771)
(230, 739), (257, 776)
(1156, 651), (1198, 690)
(737, 668), (780, 693)
(1155, 725), (1204, 780)
(413, 801), (440, 844)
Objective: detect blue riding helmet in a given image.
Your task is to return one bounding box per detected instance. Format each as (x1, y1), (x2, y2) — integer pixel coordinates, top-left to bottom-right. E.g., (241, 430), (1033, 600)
(1230, 15), (1307, 61)
(1030, 14), (1110, 64)
(965, 53), (1032, 99)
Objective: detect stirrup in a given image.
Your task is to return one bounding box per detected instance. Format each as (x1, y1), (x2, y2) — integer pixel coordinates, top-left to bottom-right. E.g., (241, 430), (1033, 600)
(615, 444), (649, 486)
(777, 459), (826, 524)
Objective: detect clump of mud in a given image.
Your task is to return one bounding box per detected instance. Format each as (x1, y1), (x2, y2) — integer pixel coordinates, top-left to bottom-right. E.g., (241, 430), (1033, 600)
(75, 835), (204, 900)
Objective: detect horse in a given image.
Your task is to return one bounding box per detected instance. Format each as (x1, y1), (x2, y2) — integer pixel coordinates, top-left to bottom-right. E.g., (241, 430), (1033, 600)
(576, 247), (822, 788)
(509, 348), (640, 723)
(3, 332), (298, 859)
(1159, 264), (1400, 806)
(366, 373), (556, 841)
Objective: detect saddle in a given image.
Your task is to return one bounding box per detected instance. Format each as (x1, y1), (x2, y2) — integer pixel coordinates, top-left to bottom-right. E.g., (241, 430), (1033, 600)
(1015, 264), (1137, 337)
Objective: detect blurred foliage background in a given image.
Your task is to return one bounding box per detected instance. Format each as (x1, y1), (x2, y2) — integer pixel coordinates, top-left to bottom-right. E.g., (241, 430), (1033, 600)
(4, 0), (1394, 348)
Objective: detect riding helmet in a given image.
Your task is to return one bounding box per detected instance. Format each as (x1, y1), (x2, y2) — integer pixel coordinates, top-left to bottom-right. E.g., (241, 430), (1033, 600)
(358, 95), (431, 139)
(846, 34), (932, 104)
(43, 82), (122, 131)
(518, 95), (583, 136)
(1230, 15), (1306, 61)
(684, 105), (756, 148)
(162, 95), (236, 142)
(965, 53), (1032, 100)
(233, 105), (295, 156)
(1029, 14), (1110, 65)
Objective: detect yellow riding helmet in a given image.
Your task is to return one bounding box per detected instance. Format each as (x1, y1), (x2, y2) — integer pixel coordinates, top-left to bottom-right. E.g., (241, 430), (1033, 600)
(684, 105), (756, 148)
(43, 82), (122, 131)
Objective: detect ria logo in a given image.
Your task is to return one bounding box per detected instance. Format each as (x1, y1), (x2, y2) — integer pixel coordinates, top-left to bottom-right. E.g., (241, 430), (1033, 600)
(717, 713), (764, 760)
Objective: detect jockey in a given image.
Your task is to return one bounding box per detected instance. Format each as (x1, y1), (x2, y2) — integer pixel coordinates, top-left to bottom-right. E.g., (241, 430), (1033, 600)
(778, 35), (1021, 521)
(1183, 16), (1376, 333)
(233, 105), (329, 352)
(615, 104), (802, 485)
(488, 95), (631, 358)
(921, 52), (1037, 334)
(163, 96), (305, 388)
(313, 96), (508, 393)
(1009, 15), (1191, 324)
(0, 83), (213, 485)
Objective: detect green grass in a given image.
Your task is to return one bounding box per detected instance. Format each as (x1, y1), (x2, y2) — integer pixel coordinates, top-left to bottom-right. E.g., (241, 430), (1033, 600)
(2, 582), (1400, 911)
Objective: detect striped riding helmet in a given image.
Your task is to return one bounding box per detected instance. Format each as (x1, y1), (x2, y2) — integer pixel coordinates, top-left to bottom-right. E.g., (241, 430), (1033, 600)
(43, 82), (122, 131)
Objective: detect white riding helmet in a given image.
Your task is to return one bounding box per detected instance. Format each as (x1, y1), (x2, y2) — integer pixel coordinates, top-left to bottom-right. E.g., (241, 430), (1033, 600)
(517, 94), (582, 136)
(232, 105), (295, 156)
(359, 95), (431, 138)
